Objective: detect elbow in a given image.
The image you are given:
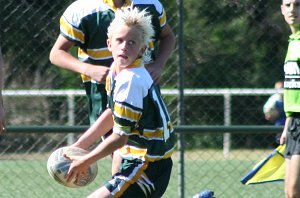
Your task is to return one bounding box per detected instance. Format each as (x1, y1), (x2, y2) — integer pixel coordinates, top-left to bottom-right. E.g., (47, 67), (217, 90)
(114, 134), (128, 149)
(49, 49), (56, 65)
(169, 31), (176, 49)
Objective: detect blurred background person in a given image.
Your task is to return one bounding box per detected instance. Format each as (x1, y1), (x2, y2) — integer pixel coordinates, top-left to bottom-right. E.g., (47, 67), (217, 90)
(263, 80), (286, 126)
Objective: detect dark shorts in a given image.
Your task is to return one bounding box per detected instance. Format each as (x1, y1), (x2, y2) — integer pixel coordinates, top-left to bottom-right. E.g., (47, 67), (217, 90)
(84, 82), (108, 124)
(285, 116), (300, 159)
(105, 158), (173, 198)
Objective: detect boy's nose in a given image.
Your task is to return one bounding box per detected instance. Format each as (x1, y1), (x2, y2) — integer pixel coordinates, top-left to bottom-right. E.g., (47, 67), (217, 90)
(121, 42), (128, 50)
(289, 4), (297, 12)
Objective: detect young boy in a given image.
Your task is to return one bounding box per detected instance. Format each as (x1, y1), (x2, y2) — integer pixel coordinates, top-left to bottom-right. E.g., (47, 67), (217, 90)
(279, 0), (300, 197)
(65, 7), (176, 198)
(49, 0), (175, 176)
(49, 0), (175, 125)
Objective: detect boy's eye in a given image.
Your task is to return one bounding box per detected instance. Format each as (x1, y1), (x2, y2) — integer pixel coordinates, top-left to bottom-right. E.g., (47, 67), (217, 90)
(128, 40), (135, 45)
(285, 2), (300, 7)
(116, 38), (122, 43)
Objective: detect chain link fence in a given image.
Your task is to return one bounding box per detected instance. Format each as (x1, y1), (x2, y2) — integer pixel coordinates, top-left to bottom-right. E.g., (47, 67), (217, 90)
(0, 0), (289, 197)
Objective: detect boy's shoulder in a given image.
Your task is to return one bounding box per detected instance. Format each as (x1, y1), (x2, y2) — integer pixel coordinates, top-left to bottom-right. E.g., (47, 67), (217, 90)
(117, 67), (152, 84)
(132, 0), (164, 12)
(63, 0), (110, 21)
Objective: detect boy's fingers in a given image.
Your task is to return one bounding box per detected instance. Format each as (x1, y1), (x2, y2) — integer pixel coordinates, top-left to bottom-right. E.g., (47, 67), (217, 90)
(66, 170), (75, 182)
(64, 153), (73, 160)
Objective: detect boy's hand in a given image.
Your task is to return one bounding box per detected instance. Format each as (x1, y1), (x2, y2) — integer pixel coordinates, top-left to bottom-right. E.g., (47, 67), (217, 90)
(64, 154), (89, 183)
(280, 130), (287, 145)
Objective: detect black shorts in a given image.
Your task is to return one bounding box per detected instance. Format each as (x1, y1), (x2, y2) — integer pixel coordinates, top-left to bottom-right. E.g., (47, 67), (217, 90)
(105, 158), (173, 197)
(285, 116), (300, 159)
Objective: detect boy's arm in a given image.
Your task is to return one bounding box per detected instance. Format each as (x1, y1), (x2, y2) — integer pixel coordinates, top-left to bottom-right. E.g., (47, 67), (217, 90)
(72, 108), (114, 149)
(146, 23), (175, 83)
(280, 116), (291, 145)
(49, 35), (109, 84)
(66, 133), (128, 182)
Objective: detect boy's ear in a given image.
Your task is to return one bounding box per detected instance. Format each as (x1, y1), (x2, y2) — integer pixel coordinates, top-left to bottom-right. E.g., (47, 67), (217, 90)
(107, 39), (112, 51)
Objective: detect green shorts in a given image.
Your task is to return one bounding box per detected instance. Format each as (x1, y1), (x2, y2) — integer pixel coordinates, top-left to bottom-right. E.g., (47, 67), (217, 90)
(285, 116), (300, 159)
(105, 158), (173, 197)
(84, 82), (108, 124)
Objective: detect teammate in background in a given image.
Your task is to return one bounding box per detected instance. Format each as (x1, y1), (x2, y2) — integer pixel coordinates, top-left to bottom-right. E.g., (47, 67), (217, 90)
(279, 0), (300, 197)
(65, 7), (176, 197)
(49, 0), (175, 175)
(0, 45), (6, 134)
(49, 0), (174, 124)
(263, 81), (286, 126)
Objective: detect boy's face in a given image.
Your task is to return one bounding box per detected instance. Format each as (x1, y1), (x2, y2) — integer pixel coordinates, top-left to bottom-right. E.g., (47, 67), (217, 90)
(281, 0), (300, 27)
(107, 25), (145, 68)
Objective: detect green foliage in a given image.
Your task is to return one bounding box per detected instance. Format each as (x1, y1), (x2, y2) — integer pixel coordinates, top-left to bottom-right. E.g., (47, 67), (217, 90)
(0, 0), (74, 88)
(1, 0), (290, 89)
(179, 0), (289, 88)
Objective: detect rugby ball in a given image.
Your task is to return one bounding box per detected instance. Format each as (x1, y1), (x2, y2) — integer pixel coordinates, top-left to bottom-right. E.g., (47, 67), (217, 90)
(47, 146), (98, 188)
(264, 107), (280, 122)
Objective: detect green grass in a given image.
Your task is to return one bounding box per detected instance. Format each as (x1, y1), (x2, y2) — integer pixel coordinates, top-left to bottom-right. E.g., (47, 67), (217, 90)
(0, 150), (285, 198)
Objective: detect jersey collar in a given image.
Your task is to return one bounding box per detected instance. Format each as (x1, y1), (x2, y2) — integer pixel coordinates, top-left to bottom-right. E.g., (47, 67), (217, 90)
(128, 58), (143, 68)
(289, 31), (300, 41)
(102, 0), (132, 11)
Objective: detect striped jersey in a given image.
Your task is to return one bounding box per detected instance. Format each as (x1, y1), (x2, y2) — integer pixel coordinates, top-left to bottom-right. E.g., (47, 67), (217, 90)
(283, 31), (300, 116)
(106, 59), (176, 162)
(59, 0), (168, 83)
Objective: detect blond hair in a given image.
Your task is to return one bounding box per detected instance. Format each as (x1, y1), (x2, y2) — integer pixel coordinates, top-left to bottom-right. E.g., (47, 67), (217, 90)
(107, 6), (154, 47)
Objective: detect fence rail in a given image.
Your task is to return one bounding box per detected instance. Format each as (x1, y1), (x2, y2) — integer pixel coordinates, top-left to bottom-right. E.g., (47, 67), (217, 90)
(5, 125), (283, 134)
(2, 88), (282, 96)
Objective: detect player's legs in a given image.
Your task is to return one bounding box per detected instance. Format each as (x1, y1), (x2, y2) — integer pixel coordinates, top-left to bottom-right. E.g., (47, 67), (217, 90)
(285, 158), (291, 197)
(87, 83), (107, 124)
(111, 151), (122, 175)
(103, 158), (173, 197)
(104, 159), (149, 197)
(100, 130), (120, 176)
(284, 116), (300, 198)
(285, 155), (300, 198)
(147, 158), (173, 197)
(87, 186), (113, 198)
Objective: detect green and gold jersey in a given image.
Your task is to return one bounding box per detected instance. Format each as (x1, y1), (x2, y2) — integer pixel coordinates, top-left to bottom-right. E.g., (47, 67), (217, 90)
(283, 31), (300, 116)
(60, 0), (168, 82)
(106, 59), (176, 162)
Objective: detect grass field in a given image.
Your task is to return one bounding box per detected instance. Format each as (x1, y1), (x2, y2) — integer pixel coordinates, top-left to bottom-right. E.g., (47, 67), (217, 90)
(0, 149), (284, 198)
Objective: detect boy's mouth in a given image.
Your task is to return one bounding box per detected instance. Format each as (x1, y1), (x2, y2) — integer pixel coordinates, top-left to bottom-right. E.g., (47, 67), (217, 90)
(118, 54), (128, 59)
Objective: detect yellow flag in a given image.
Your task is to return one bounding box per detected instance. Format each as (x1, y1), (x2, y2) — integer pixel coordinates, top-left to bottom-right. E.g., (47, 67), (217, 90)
(240, 144), (285, 185)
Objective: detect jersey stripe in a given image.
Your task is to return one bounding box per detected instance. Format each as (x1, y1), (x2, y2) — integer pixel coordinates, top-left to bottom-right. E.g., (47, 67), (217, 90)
(60, 17), (85, 43)
(114, 102), (142, 123)
(159, 9), (167, 28)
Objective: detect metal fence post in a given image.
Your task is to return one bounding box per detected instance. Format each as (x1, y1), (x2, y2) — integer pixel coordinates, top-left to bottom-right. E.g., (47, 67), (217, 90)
(67, 94), (75, 145)
(177, 0), (185, 197)
(223, 93), (231, 158)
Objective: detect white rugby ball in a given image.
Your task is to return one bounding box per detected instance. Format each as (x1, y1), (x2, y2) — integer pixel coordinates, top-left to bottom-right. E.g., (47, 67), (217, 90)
(47, 146), (98, 188)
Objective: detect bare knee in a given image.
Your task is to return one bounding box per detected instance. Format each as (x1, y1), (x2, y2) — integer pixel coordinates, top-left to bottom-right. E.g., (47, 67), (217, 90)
(111, 153), (122, 175)
(87, 187), (113, 198)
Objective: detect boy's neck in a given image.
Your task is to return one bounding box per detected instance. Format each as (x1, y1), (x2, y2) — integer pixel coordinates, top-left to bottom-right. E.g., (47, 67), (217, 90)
(290, 24), (300, 34)
(115, 59), (143, 74)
